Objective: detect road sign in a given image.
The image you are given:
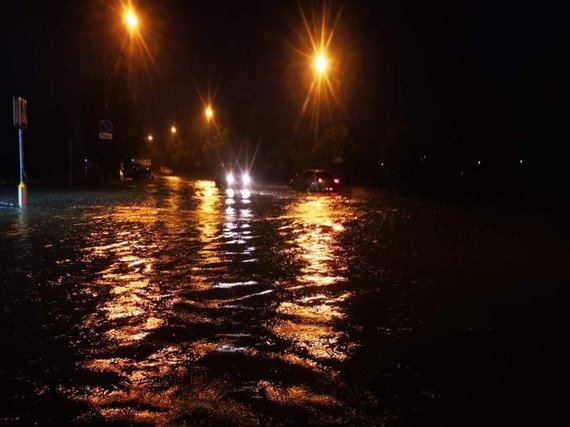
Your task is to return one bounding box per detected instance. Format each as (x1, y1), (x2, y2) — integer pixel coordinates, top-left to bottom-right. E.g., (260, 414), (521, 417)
(13, 97), (28, 129)
(98, 119), (113, 140)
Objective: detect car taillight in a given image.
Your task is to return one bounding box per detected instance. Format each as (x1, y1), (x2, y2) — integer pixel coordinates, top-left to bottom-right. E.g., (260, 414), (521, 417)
(333, 178), (340, 184)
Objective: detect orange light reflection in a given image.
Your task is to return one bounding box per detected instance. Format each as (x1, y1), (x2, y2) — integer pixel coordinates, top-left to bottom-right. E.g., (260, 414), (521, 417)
(270, 195), (352, 365)
(192, 180), (224, 291)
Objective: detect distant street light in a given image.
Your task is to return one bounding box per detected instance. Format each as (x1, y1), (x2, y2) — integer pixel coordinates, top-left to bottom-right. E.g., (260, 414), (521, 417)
(205, 105), (214, 122)
(170, 126), (177, 134)
(295, 6), (340, 135)
(124, 9), (139, 33)
(314, 51), (328, 76)
(147, 135), (153, 142)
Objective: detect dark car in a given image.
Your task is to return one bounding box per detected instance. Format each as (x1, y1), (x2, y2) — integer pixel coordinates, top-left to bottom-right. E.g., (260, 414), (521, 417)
(289, 169), (340, 192)
(214, 163), (252, 189)
(125, 166), (154, 181)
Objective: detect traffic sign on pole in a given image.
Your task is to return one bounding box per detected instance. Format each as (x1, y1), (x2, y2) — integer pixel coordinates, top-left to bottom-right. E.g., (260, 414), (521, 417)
(13, 96), (28, 207)
(98, 119), (113, 140)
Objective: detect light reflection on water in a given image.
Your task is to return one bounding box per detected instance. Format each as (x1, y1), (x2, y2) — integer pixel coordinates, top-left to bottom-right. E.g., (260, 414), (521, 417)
(3, 179), (370, 424)
(80, 205), (163, 346)
(269, 195), (354, 367)
(74, 179), (270, 423)
(192, 180), (224, 291)
(75, 178), (203, 423)
(290, 196), (347, 287)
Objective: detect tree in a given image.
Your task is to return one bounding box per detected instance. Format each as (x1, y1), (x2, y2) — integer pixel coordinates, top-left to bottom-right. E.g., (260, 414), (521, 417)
(285, 123), (357, 170)
(202, 126), (232, 171)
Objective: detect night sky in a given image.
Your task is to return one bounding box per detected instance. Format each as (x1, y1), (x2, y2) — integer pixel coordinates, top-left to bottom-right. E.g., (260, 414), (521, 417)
(1, 0), (565, 183)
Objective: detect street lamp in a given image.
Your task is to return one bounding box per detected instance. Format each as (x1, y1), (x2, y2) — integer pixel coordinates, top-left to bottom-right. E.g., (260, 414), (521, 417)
(170, 126), (177, 134)
(124, 8), (139, 34)
(314, 51), (328, 76)
(205, 105), (214, 122)
(147, 134), (153, 142)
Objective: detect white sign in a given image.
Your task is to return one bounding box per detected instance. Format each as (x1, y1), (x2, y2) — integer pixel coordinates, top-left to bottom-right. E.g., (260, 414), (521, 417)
(99, 132), (113, 140)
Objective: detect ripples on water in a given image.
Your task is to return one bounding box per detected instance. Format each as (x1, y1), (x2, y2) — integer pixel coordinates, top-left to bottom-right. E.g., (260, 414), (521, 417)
(1, 178), (382, 425)
(2, 178), (566, 425)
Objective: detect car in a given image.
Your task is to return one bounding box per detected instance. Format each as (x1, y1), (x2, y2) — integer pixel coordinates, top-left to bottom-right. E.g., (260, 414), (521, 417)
(214, 163), (252, 189)
(289, 169), (340, 192)
(125, 166), (154, 181)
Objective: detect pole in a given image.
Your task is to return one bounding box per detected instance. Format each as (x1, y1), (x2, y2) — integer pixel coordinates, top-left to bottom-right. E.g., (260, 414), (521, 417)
(18, 127), (27, 207)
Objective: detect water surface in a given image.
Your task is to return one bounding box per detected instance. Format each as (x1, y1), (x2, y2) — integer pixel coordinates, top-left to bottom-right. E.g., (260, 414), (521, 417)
(0, 178), (566, 425)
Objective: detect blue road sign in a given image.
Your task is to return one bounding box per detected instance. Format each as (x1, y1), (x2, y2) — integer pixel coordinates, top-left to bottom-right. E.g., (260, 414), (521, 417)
(99, 120), (113, 133)
(98, 120), (113, 140)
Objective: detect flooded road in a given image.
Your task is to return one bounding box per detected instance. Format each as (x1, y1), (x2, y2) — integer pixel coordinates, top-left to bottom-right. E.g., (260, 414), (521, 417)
(0, 178), (566, 426)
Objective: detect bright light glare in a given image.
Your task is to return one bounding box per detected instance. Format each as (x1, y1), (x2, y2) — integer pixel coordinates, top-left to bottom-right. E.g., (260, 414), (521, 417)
(205, 106), (214, 121)
(226, 173), (235, 184)
(314, 52), (328, 75)
(295, 6), (341, 133)
(147, 135), (153, 142)
(125, 10), (138, 31)
(242, 173), (251, 185)
(170, 126), (177, 134)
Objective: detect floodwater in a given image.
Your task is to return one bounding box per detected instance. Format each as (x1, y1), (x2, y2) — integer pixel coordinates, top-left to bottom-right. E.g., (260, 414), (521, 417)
(0, 178), (566, 426)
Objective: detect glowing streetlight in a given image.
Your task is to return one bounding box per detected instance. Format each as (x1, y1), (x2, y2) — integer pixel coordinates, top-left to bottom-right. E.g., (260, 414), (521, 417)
(147, 135), (153, 142)
(205, 105), (214, 122)
(124, 9), (139, 33)
(170, 126), (177, 134)
(314, 51), (328, 76)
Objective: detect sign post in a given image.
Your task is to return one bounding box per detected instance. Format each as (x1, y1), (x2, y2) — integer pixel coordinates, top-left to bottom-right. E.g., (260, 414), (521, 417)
(13, 97), (28, 207)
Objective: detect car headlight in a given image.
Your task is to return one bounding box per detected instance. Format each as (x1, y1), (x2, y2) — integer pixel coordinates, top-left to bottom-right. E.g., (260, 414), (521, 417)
(226, 173), (234, 184)
(242, 172), (251, 185)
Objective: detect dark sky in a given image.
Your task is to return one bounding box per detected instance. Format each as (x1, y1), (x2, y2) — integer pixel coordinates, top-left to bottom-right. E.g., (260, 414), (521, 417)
(1, 0), (565, 176)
